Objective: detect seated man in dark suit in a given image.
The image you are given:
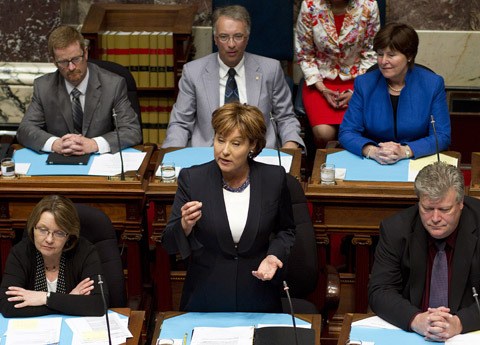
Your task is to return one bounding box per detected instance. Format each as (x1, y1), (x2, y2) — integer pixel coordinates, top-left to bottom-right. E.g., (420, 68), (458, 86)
(162, 5), (303, 150)
(17, 26), (141, 155)
(369, 162), (480, 341)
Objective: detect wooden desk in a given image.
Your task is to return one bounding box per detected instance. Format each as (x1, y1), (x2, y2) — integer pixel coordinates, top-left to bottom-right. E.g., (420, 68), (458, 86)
(146, 147), (302, 311)
(0, 145), (154, 298)
(151, 311), (322, 345)
(468, 152), (480, 198)
(305, 149), (461, 313)
(113, 308), (146, 345)
(337, 313), (371, 345)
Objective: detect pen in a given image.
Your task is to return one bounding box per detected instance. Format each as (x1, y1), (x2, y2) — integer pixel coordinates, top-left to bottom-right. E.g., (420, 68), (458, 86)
(183, 332), (188, 345)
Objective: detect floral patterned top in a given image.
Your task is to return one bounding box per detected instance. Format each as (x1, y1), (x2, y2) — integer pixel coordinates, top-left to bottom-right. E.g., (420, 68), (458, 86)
(295, 0), (380, 86)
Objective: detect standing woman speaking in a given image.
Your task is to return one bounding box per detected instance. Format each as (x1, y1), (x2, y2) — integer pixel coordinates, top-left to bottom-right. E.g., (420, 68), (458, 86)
(295, 0), (380, 148)
(162, 102), (295, 312)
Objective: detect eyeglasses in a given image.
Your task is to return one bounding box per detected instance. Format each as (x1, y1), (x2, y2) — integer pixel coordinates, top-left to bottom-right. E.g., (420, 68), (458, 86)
(217, 34), (247, 43)
(55, 54), (84, 68)
(34, 227), (68, 239)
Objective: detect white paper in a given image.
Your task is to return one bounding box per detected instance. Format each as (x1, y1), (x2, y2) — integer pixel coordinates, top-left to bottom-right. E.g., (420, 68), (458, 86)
(446, 330), (480, 344)
(155, 166), (182, 178)
(88, 152), (146, 176)
(408, 153), (458, 181)
(66, 313), (132, 345)
(14, 163), (31, 175)
(190, 326), (254, 345)
(6, 316), (62, 345)
(254, 155), (292, 172)
(351, 316), (401, 330)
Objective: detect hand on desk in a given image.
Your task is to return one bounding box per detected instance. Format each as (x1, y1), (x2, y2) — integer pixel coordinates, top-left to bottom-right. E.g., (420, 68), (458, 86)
(181, 201), (203, 237)
(366, 142), (411, 165)
(252, 255), (283, 281)
(410, 306), (462, 341)
(53, 134), (99, 156)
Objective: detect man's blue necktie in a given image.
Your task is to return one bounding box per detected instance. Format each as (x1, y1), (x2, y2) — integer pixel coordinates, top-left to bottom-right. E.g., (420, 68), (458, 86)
(71, 88), (83, 134)
(429, 241), (448, 308)
(224, 68), (239, 104)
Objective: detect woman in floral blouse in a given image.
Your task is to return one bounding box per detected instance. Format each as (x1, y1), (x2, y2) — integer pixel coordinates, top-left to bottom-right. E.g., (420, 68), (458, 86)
(295, 0), (380, 148)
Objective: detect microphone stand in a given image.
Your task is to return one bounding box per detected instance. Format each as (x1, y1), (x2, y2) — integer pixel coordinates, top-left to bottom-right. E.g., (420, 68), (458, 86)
(112, 108), (125, 180)
(98, 275), (112, 345)
(283, 281), (299, 345)
(269, 112), (282, 167)
(430, 115), (440, 163)
(473, 287), (480, 321)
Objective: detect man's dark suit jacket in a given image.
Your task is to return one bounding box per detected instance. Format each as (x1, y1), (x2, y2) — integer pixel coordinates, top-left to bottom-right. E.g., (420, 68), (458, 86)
(16, 63), (141, 153)
(162, 160), (295, 312)
(369, 196), (480, 333)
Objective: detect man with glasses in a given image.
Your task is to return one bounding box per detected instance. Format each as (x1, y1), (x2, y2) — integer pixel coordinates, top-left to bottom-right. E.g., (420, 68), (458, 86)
(162, 5), (304, 149)
(17, 26), (141, 155)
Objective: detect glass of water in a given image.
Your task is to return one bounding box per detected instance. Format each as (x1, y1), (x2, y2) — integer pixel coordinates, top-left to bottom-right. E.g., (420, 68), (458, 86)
(320, 163), (335, 185)
(160, 162), (176, 183)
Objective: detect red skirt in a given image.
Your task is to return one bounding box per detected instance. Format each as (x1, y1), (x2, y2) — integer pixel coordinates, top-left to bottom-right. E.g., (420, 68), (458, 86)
(302, 77), (354, 126)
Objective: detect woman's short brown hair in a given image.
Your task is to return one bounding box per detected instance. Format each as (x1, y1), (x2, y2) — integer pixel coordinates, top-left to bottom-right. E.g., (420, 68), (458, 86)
(211, 102), (266, 158)
(27, 195), (80, 251)
(48, 25), (86, 60)
(373, 22), (418, 68)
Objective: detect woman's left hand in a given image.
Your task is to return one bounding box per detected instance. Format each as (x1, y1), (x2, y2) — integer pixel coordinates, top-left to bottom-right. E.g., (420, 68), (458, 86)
(336, 90), (353, 108)
(252, 255), (283, 281)
(5, 286), (48, 308)
(70, 277), (94, 295)
(376, 142), (405, 164)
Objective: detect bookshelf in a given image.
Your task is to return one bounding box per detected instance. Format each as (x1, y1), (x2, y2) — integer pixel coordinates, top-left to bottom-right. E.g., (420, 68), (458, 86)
(81, 4), (197, 144)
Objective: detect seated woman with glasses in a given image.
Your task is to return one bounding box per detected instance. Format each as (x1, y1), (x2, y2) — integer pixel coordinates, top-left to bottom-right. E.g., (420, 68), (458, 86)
(0, 195), (106, 317)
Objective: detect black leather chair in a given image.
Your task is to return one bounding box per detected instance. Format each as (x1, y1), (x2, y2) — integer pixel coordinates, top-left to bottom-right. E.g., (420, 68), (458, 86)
(75, 204), (126, 307)
(282, 174), (340, 321)
(88, 59), (142, 135)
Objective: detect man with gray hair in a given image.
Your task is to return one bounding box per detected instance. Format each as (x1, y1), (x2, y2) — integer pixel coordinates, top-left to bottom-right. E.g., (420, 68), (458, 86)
(162, 5), (303, 149)
(369, 162), (480, 341)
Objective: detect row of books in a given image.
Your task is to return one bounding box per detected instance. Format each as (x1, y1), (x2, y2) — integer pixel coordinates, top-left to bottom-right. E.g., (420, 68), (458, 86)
(140, 96), (174, 144)
(98, 31), (175, 88)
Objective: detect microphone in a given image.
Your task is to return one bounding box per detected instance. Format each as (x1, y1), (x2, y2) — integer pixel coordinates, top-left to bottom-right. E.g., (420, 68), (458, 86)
(254, 281), (315, 344)
(269, 112), (282, 167)
(98, 274), (112, 345)
(112, 108), (125, 180)
(472, 287), (480, 320)
(283, 281), (299, 345)
(430, 115), (440, 163)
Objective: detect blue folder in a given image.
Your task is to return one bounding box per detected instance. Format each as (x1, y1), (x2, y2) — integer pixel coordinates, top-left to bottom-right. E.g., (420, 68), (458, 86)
(326, 150), (409, 182)
(162, 147), (291, 169)
(350, 326), (442, 344)
(0, 311), (127, 344)
(13, 147), (140, 176)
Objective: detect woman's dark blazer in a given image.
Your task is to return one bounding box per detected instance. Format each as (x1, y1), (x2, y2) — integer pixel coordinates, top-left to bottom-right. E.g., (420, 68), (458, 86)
(0, 237), (106, 317)
(162, 159), (295, 312)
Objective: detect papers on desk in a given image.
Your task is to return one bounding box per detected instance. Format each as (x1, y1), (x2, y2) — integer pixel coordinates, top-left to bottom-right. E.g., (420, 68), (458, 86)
(3, 312), (131, 345)
(190, 326), (254, 345)
(156, 147), (293, 178)
(159, 312), (311, 344)
(65, 312), (132, 345)
(12, 148), (146, 176)
(88, 151), (146, 176)
(5, 317), (62, 345)
(350, 316), (480, 345)
(327, 151), (458, 182)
